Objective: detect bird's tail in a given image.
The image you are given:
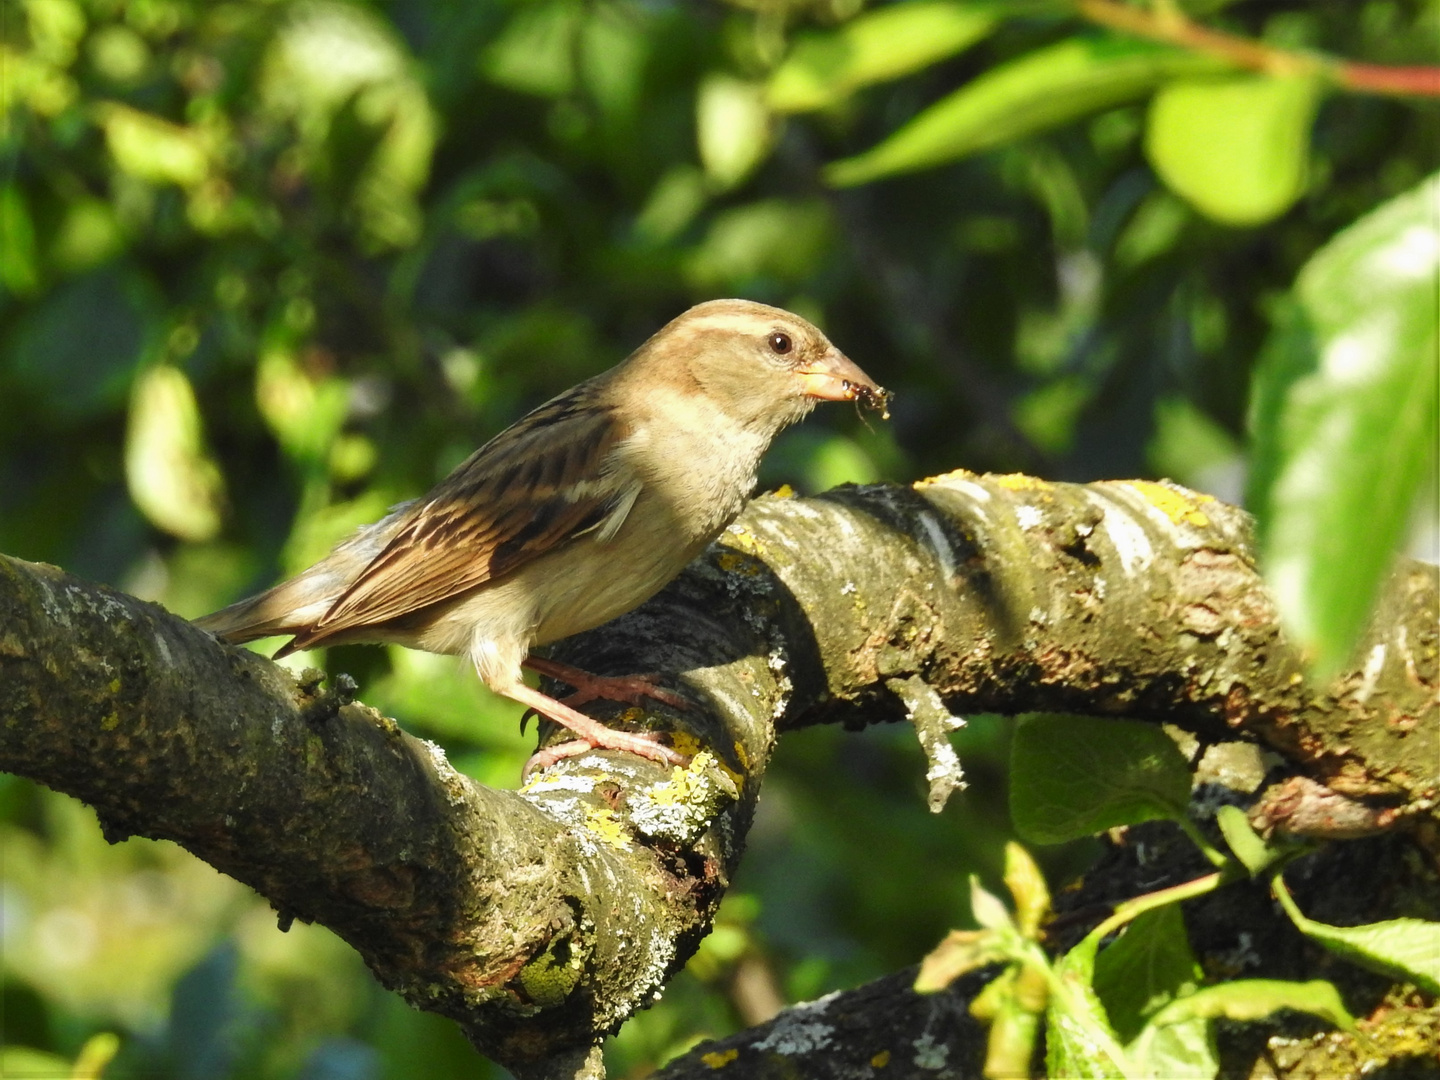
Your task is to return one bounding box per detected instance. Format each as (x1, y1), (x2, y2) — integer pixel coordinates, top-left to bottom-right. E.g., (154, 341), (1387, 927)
(192, 570), (347, 655)
(193, 501), (414, 655)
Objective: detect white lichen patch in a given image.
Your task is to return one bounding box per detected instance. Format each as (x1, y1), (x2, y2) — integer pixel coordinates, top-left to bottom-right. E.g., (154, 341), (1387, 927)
(922, 472), (992, 506)
(916, 511), (957, 580)
(627, 752), (738, 845)
(1014, 504), (1044, 530)
(911, 1031), (949, 1070)
(753, 991), (839, 1055)
(1086, 490), (1154, 576)
(521, 773), (599, 796)
(1353, 643), (1387, 704)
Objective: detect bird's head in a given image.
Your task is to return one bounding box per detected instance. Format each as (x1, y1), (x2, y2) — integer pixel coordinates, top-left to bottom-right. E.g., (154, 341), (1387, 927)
(636, 299), (887, 433)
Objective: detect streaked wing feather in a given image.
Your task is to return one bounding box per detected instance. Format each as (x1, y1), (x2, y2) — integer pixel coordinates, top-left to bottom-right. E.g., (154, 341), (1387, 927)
(307, 388), (636, 637)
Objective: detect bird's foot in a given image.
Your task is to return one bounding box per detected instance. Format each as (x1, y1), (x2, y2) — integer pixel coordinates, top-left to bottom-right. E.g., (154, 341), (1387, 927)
(505, 679), (688, 780)
(522, 729), (683, 780)
(523, 656), (688, 710)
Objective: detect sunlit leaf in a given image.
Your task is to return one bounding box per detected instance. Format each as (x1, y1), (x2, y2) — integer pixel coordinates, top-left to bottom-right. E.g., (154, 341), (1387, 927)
(1003, 842), (1050, 940)
(914, 928), (1004, 992)
(480, 0), (581, 98)
(697, 74), (773, 190)
(1047, 936), (1130, 1078)
(98, 103), (211, 189)
(254, 346), (351, 468)
(1146, 74), (1321, 226)
(826, 38), (1227, 187)
(971, 875), (1013, 931)
(685, 198), (833, 287)
(1214, 805), (1279, 875)
(260, 1), (436, 249)
(1274, 877), (1440, 995)
(1132, 978), (1353, 1067)
(1249, 173), (1440, 677)
(768, 0), (996, 114)
(125, 365), (226, 543)
(1010, 715), (1193, 844)
(49, 197), (125, 274)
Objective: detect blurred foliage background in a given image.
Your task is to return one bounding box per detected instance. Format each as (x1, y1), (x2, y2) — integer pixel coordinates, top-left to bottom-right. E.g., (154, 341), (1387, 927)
(0, 0), (1435, 1076)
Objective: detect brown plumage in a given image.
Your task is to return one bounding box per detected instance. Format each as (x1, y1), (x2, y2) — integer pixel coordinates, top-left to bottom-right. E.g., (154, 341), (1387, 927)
(196, 299), (886, 770)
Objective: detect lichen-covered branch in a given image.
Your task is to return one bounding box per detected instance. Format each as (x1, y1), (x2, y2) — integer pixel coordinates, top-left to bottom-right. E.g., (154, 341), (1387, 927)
(0, 473), (1434, 1075)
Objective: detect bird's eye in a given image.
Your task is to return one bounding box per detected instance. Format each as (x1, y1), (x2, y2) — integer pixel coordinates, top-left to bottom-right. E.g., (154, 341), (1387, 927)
(768, 332), (793, 355)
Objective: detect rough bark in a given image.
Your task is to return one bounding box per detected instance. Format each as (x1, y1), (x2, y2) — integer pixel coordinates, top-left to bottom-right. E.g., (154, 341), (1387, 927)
(0, 473), (1435, 1076)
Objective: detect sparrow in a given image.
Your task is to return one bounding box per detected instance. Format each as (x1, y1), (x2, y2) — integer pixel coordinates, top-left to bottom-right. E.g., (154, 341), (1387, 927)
(196, 299), (887, 771)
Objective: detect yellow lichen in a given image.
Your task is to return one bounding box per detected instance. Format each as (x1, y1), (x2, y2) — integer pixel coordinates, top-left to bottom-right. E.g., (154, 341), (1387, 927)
(769, 484), (796, 499)
(100, 711), (121, 730)
(108, 677), (121, 693)
(1124, 480), (1213, 527)
(994, 472), (1051, 492)
(582, 806), (630, 849)
(701, 1049), (738, 1068)
(721, 528), (767, 558)
(670, 731), (705, 759)
(647, 750), (717, 806)
(518, 937), (583, 1008)
(871, 1050), (891, 1067)
(913, 468), (977, 489)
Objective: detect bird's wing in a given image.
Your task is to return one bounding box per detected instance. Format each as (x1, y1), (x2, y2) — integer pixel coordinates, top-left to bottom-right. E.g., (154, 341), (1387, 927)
(293, 388), (641, 646)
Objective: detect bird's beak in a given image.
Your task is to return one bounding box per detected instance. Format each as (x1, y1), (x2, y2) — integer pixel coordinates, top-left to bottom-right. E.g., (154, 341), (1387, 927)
(795, 347), (886, 406)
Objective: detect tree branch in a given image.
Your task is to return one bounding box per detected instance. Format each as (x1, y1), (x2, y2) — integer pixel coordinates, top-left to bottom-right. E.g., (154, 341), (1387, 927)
(1, 474), (1434, 1073)
(1076, 0), (1440, 97)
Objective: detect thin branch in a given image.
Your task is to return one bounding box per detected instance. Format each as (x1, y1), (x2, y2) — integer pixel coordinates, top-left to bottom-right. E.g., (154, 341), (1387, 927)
(1076, 0), (1440, 97)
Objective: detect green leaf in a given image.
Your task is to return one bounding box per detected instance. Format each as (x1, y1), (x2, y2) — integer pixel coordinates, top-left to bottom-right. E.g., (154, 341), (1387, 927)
(1047, 936), (1131, 1078)
(914, 928), (1006, 992)
(768, 0), (996, 114)
(1214, 805), (1278, 875)
(1248, 173), (1440, 678)
(99, 102), (211, 188)
(1004, 841), (1051, 940)
(971, 874), (1014, 931)
(696, 74), (772, 190)
(0, 183), (41, 295)
(125, 365), (227, 542)
(826, 37), (1227, 187)
(1010, 715), (1193, 844)
(1145, 74), (1321, 225)
(1132, 979), (1353, 1066)
(1093, 906), (1203, 1043)
(1273, 878), (1440, 995)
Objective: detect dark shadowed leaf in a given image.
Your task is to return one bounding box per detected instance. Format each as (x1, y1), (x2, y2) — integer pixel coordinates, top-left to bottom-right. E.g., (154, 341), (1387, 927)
(1010, 715), (1193, 844)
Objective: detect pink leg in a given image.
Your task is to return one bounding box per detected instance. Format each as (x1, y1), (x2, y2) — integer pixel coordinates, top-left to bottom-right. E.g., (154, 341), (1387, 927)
(523, 656), (689, 711)
(503, 681), (687, 778)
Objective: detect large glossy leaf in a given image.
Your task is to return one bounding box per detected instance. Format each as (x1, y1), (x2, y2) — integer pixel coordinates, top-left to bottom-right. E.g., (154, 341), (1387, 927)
(1248, 173), (1440, 678)
(1010, 715), (1193, 844)
(768, 0), (997, 114)
(826, 37), (1227, 187)
(1146, 74), (1321, 225)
